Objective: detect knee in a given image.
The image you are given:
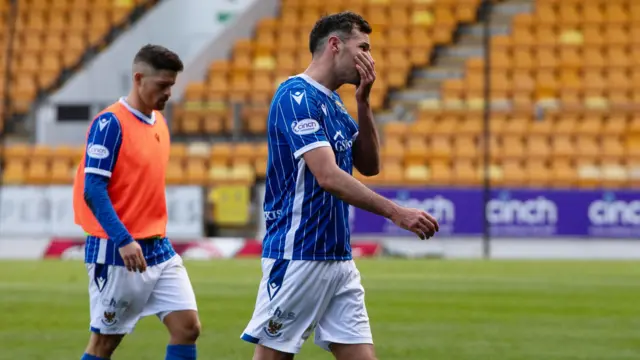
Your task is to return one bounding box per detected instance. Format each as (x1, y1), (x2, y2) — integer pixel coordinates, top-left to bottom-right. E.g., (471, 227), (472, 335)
(172, 320), (201, 343)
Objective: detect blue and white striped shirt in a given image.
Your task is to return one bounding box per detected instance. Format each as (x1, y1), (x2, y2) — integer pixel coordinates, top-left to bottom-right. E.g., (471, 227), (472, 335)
(261, 74), (359, 261)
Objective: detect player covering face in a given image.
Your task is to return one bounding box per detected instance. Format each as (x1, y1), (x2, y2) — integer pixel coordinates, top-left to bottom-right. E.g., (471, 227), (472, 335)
(240, 11), (439, 360)
(73, 44), (201, 360)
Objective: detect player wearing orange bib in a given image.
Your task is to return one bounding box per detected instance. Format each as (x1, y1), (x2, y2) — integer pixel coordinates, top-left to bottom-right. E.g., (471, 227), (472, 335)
(73, 45), (200, 360)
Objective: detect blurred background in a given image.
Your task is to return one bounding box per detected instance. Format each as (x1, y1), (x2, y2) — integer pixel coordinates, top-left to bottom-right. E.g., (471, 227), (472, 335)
(1, 0), (639, 359)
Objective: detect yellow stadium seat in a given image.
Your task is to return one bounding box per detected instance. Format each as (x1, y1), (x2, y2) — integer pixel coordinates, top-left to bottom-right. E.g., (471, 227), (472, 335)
(404, 163), (429, 185)
(2, 160), (27, 184)
(428, 160), (452, 185)
(551, 159), (577, 188)
(210, 143), (232, 166)
(453, 159), (478, 186)
(50, 158), (73, 184)
(525, 159), (551, 187)
(233, 143), (256, 166)
(26, 158), (49, 184)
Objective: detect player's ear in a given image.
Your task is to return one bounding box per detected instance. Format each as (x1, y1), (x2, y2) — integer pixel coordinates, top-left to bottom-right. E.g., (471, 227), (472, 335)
(327, 36), (341, 54)
(133, 72), (143, 85)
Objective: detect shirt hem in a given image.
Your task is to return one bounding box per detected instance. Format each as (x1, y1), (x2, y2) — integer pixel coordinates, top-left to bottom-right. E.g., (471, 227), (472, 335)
(261, 254), (353, 261)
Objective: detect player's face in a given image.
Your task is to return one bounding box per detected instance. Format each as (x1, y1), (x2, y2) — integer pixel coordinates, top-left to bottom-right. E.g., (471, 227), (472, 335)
(335, 30), (371, 86)
(138, 70), (177, 111)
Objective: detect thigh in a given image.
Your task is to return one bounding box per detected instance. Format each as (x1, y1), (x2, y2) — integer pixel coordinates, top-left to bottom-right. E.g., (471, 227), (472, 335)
(142, 255), (198, 321)
(86, 263), (157, 335)
(315, 261), (373, 352)
(241, 259), (339, 355)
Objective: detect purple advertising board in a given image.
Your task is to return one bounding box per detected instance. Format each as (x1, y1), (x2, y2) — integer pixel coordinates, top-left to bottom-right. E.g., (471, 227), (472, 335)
(349, 188), (640, 238)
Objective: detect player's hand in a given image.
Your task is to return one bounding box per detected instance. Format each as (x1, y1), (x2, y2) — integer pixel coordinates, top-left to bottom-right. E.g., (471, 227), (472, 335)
(119, 241), (147, 273)
(390, 207), (439, 240)
(355, 52), (376, 103)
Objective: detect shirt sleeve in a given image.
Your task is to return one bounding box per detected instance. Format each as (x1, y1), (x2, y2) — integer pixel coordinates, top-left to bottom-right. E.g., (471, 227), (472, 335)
(274, 86), (331, 159)
(84, 112), (122, 178)
(83, 173), (134, 247)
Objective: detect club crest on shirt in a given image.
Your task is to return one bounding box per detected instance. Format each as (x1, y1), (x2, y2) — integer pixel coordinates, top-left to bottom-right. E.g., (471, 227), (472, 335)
(334, 100), (348, 114)
(102, 311), (117, 327)
(263, 320), (283, 338)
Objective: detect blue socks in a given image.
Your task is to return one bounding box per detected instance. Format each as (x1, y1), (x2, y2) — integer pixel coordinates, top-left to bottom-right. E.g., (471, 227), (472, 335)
(166, 344), (197, 360)
(81, 354), (108, 360)
(81, 345), (196, 360)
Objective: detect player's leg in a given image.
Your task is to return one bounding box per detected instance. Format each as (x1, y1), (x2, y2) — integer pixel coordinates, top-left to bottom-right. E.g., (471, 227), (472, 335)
(314, 261), (377, 360)
(329, 344), (377, 360)
(142, 255), (200, 360)
(241, 259), (338, 358)
(82, 334), (124, 359)
(82, 263), (158, 359)
(252, 345), (295, 360)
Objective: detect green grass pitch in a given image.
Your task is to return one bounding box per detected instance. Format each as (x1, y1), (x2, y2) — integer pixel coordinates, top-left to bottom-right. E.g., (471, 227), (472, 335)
(0, 259), (639, 359)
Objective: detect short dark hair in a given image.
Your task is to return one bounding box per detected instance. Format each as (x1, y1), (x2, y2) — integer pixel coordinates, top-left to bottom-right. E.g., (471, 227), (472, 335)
(133, 44), (184, 72)
(309, 12), (372, 55)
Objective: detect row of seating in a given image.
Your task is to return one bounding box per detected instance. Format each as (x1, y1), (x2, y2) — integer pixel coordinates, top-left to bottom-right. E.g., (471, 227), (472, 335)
(3, 0), (149, 115)
(172, 0), (481, 136)
(485, 49), (640, 69)
(532, 4), (640, 25)
(4, 153), (638, 187)
(356, 160), (638, 187)
(381, 137), (636, 161)
(14, 9), (132, 31)
(2, 158), (640, 187)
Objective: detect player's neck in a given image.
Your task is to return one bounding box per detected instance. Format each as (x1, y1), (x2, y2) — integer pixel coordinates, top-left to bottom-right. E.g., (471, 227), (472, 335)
(125, 93), (153, 117)
(303, 62), (340, 92)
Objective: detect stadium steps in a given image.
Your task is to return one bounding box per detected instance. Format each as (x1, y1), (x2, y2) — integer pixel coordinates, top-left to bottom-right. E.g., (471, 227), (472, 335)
(387, 0), (534, 120)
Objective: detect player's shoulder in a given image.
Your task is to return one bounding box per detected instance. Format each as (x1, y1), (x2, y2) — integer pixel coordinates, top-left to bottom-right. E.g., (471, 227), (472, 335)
(89, 111), (121, 132)
(275, 76), (319, 101)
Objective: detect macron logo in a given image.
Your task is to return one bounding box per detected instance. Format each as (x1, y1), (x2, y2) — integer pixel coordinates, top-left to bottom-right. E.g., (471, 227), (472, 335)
(291, 91), (305, 105)
(333, 130), (344, 140)
(321, 104), (328, 116)
(98, 118), (109, 131)
(268, 282), (281, 301)
(96, 276), (106, 292)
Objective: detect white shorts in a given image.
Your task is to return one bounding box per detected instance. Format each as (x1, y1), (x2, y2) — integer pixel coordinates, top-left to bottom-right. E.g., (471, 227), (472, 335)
(241, 259), (373, 354)
(86, 254), (198, 335)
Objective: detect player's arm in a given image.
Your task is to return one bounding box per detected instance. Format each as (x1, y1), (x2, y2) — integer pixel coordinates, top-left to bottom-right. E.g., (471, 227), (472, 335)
(277, 86), (438, 239)
(82, 113), (133, 248)
(352, 52), (381, 176)
(304, 147), (437, 239)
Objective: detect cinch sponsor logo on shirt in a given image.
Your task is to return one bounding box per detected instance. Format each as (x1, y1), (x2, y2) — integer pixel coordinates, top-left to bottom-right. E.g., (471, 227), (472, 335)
(291, 119), (320, 135)
(87, 144), (110, 159)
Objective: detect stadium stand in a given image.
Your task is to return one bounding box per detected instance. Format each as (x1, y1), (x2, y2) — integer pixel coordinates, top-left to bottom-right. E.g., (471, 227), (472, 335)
(433, 0), (640, 188)
(4, 0), (157, 121)
(3, 0), (640, 191)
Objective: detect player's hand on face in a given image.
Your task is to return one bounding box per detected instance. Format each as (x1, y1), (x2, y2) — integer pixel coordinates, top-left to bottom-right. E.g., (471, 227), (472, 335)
(391, 207), (439, 240)
(119, 241), (147, 273)
(355, 52), (376, 103)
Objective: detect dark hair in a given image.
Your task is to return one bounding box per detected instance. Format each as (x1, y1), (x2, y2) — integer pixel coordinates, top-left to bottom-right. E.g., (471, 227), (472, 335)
(133, 44), (184, 72)
(309, 12), (372, 55)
